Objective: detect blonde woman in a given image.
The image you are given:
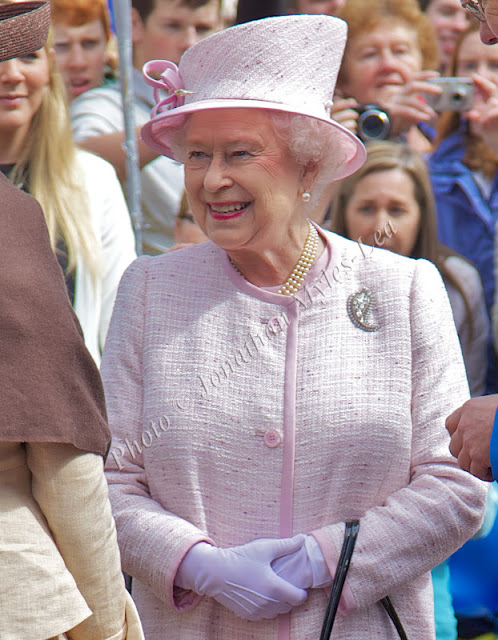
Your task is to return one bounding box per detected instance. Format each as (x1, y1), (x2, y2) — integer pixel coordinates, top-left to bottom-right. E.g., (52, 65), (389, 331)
(1, 29), (136, 363)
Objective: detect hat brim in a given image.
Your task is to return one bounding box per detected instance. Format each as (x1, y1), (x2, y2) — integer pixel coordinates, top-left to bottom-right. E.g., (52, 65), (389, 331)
(141, 99), (366, 182)
(0, 2), (51, 63)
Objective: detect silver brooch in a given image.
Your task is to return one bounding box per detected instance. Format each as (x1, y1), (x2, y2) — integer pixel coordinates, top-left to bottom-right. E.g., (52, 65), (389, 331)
(347, 287), (379, 332)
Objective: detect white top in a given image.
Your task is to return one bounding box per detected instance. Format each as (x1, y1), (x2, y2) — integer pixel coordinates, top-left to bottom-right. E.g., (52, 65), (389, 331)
(73, 150), (137, 365)
(70, 71), (185, 255)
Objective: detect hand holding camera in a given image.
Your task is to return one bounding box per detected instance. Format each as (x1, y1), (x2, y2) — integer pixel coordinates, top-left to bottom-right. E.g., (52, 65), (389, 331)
(424, 77), (475, 112)
(330, 96), (391, 142)
(463, 74), (498, 154)
(385, 70), (441, 138)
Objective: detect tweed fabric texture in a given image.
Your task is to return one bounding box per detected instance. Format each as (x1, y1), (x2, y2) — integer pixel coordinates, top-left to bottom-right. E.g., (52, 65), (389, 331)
(141, 15), (365, 178)
(102, 229), (486, 640)
(0, 2), (50, 62)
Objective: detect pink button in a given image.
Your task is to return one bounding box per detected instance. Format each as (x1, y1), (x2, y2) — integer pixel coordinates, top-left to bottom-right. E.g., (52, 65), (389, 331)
(263, 429), (282, 448)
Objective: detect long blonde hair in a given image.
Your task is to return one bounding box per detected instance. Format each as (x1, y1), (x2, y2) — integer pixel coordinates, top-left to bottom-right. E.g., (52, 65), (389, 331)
(9, 33), (99, 279)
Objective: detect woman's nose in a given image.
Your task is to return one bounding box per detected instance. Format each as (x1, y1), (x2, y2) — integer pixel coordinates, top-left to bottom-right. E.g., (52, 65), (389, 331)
(480, 21), (498, 46)
(379, 49), (400, 71)
(203, 157), (233, 192)
(0, 58), (24, 83)
(375, 209), (392, 232)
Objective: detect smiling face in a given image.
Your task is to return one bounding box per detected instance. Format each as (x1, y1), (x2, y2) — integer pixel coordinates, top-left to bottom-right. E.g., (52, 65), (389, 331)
(184, 109), (310, 255)
(0, 48), (49, 142)
(133, 0), (220, 68)
(53, 19), (109, 101)
(338, 21), (423, 104)
(344, 168), (422, 257)
(425, 0), (471, 71)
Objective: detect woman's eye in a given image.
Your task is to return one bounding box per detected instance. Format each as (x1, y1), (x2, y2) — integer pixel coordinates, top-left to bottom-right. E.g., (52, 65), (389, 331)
(232, 150), (249, 157)
(359, 49), (377, 60)
(188, 151), (207, 160)
(393, 46), (410, 56)
(460, 61), (478, 73)
(19, 52), (38, 62)
(358, 204), (375, 214)
(389, 206), (406, 216)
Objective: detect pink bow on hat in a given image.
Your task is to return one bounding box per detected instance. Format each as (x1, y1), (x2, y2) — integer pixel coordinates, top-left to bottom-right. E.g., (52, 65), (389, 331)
(143, 60), (194, 116)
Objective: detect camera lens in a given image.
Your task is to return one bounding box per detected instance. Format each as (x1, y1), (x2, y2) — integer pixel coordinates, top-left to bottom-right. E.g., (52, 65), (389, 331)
(356, 105), (391, 142)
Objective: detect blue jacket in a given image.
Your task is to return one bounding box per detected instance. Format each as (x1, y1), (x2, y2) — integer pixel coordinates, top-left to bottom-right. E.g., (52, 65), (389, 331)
(427, 131), (498, 316)
(428, 132), (498, 393)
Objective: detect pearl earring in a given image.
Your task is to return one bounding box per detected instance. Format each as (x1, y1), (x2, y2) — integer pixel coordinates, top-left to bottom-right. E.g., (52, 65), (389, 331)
(302, 191), (311, 203)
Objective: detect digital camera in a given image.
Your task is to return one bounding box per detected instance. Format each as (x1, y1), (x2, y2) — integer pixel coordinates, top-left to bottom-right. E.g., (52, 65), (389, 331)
(425, 77), (474, 112)
(354, 104), (391, 142)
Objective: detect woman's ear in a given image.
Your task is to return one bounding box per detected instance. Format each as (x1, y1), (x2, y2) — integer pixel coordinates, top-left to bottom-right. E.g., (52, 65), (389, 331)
(302, 160), (320, 192)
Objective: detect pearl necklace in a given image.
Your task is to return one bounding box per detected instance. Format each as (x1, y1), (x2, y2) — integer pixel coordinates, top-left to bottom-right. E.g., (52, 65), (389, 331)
(229, 220), (319, 296)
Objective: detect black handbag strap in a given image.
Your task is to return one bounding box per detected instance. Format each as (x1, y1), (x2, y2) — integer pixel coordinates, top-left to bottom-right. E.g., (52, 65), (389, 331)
(319, 520), (408, 640)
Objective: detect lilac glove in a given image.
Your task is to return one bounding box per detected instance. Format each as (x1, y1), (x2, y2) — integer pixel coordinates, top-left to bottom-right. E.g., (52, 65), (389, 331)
(175, 536), (308, 620)
(272, 534), (331, 589)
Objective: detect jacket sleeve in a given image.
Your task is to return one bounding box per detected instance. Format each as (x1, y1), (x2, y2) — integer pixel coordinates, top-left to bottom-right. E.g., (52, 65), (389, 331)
(101, 258), (214, 612)
(312, 259), (487, 613)
(27, 442), (144, 640)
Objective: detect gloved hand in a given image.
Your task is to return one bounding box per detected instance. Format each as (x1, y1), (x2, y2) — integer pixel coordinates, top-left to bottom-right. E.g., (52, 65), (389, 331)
(175, 535), (309, 620)
(272, 534), (331, 589)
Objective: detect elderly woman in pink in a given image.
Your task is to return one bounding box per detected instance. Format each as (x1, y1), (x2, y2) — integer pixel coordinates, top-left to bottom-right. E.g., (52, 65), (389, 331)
(102, 14), (486, 640)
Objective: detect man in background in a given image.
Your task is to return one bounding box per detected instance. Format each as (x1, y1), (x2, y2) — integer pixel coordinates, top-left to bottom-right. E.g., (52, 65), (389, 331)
(71, 0), (221, 255)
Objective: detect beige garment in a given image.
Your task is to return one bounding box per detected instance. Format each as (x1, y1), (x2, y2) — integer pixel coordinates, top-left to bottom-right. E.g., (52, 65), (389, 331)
(0, 442), (144, 640)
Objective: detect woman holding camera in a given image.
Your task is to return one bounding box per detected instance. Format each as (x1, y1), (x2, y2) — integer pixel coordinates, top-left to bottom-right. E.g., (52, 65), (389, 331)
(332, 0), (440, 153)
(427, 20), (498, 393)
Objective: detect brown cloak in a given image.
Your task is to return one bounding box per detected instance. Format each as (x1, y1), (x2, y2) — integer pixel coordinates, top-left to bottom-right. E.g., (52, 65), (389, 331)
(0, 173), (110, 456)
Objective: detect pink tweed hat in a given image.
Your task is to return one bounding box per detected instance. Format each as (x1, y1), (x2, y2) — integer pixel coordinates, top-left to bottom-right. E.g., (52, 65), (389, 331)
(141, 14), (366, 181)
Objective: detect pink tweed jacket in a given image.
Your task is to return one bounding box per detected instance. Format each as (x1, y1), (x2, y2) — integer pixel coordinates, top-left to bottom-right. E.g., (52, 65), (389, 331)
(102, 228), (486, 640)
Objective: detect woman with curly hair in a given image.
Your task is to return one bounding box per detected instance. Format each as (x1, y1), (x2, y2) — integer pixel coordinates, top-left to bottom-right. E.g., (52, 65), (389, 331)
(332, 0), (440, 153)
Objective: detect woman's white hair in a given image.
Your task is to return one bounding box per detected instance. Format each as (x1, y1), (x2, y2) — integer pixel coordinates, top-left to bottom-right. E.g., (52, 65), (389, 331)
(170, 110), (348, 206)
(269, 111), (348, 204)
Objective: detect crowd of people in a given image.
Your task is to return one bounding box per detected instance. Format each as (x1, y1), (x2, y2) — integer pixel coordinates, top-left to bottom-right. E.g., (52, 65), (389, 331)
(3, 0), (498, 639)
